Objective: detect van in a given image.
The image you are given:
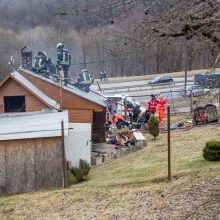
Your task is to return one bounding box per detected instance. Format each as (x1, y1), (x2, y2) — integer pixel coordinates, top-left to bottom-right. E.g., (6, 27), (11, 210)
(194, 72), (220, 88)
(104, 94), (146, 116)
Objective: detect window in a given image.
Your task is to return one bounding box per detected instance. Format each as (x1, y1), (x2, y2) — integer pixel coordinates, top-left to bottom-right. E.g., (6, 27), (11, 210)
(4, 96), (26, 113)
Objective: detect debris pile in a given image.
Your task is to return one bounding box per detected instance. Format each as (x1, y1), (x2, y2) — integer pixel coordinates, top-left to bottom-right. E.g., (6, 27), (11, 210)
(91, 114), (146, 166)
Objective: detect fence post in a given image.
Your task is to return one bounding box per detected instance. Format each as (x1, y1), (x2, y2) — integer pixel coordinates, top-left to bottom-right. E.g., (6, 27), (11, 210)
(167, 104), (171, 181)
(190, 90), (193, 114)
(61, 121), (67, 188)
(124, 96), (127, 120)
(219, 86), (220, 110)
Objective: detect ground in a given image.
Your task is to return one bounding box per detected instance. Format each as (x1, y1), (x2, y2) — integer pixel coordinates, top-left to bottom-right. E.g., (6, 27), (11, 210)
(0, 174), (219, 219)
(0, 125), (220, 219)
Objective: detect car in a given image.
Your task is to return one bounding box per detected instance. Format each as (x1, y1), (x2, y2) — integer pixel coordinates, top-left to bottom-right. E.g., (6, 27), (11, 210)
(194, 72), (220, 88)
(179, 85), (211, 97)
(148, 76), (174, 85)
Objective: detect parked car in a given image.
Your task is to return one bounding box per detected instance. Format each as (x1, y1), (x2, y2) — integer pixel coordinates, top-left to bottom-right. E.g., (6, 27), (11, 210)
(179, 85), (211, 97)
(148, 76), (174, 85)
(194, 72), (220, 88)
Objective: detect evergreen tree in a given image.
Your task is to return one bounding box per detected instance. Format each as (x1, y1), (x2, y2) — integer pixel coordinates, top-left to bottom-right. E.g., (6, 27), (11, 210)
(70, 159), (91, 183)
(148, 114), (160, 140)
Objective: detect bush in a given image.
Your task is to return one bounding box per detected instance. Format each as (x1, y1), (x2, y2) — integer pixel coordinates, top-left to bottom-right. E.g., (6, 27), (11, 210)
(70, 159), (91, 183)
(148, 114), (160, 140)
(203, 141), (220, 161)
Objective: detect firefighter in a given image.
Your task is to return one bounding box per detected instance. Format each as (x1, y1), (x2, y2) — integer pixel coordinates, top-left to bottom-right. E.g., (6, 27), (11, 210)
(112, 113), (125, 128)
(57, 43), (71, 86)
(45, 57), (56, 75)
(77, 69), (93, 92)
(158, 95), (167, 125)
(132, 102), (142, 122)
(148, 94), (158, 114)
(32, 51), (47, 73)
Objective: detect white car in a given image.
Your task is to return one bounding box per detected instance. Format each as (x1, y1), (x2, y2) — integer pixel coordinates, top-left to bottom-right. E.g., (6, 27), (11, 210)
(179, 86), (211, 97)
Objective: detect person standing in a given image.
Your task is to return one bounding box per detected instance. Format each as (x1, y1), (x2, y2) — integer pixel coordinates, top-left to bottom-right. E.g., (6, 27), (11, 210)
(158, 95), (167, 125)
(148, 94), (158, 114)
(57, 43), (71, 86)
(103, 71), (107, 82)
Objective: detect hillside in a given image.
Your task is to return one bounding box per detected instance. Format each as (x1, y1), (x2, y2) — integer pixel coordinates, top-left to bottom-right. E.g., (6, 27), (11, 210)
(1, 127), (220, 219)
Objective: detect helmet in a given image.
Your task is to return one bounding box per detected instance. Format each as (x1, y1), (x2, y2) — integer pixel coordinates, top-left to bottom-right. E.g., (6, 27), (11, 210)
(57, 43), (64, 49)
(81, 69), (88, 73)
(38, 51), (46, 56)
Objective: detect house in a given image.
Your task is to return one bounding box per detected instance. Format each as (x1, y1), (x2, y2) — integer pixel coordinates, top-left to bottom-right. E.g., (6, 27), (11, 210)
(17, 68), (106, 144)
(0, 70), (107, 167)
(0, 111), (69, 194)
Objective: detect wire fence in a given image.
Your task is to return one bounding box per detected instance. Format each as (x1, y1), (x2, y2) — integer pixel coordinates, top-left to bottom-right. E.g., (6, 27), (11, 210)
(65, 105), (220, 188)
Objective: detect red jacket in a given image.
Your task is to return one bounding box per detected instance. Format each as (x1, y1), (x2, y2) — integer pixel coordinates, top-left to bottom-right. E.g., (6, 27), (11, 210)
(148, 99), (158, 113)
(158, 98), (167, 110)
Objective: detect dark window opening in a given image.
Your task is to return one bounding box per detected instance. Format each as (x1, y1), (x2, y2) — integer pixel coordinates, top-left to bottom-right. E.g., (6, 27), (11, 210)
(4, 96), (26, 113)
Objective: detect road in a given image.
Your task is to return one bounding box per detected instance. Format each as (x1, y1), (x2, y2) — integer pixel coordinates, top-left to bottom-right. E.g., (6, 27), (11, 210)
(91, 76), (195, 102)
(91, 75), (219, 107)
(91, 76), (194, 91)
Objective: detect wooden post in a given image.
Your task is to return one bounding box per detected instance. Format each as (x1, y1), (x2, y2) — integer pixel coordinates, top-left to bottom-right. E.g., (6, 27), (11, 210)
(61, 121), (67, 188)
(190, 90), (193, 114)
(124, 97), (127, 120)
(219, 85), (220, 110)
(167, 104), (171, 181)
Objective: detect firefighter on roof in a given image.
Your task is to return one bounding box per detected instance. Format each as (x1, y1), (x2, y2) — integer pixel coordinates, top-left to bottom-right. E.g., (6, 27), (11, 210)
(57, 43), (71, 86)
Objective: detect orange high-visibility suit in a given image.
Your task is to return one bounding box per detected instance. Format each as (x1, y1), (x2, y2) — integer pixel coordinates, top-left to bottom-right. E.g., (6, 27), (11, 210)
(158, 97), (167, 123)
(112, 114), (124, 124)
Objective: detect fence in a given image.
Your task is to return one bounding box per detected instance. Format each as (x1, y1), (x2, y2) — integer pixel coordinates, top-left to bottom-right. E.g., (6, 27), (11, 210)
(65, 105), (220, 188)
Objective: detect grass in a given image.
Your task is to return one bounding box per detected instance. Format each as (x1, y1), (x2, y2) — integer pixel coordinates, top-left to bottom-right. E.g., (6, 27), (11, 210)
(86, 125), (220, 188)
(0, 125), (220, 219)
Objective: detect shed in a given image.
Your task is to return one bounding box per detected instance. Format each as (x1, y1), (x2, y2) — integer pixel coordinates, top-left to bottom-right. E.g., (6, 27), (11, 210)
(0, 111), (69, 194)
(18, 68), (106, 143)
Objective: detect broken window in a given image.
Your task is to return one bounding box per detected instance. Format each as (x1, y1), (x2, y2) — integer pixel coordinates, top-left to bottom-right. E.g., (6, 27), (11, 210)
(4, 96), (26, 113)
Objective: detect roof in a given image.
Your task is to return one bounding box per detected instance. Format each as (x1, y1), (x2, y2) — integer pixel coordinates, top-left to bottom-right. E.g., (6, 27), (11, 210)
(0, 111), (69, 141)
(9, 71), (60, 110)
(18, 68), (106, 107)
(21, 46), (32, 52)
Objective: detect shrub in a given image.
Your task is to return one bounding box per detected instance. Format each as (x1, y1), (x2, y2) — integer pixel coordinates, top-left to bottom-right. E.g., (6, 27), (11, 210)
(148, 114), (160, 140)
(70, 159), (91, 183)
(203, 141), (220, 161)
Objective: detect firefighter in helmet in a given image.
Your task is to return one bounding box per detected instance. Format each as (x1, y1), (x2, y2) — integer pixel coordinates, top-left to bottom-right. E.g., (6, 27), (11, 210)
(57, 43), (71, 86)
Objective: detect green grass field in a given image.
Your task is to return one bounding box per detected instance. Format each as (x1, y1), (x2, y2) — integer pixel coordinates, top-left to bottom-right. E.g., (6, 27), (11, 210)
(0, 125), (220, 219)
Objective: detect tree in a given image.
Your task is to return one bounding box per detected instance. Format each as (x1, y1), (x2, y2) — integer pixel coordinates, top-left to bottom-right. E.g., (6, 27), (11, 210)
(148, 114), (160, 140)
(139, 0), (220, 47)
(70, 159), (91, 183)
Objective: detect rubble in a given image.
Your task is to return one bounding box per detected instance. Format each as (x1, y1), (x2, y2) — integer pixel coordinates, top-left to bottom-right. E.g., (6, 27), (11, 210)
(91, 124), (146, 166)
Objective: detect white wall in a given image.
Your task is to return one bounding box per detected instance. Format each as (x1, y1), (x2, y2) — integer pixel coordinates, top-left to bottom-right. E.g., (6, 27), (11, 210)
(65, 123), (91, 168)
